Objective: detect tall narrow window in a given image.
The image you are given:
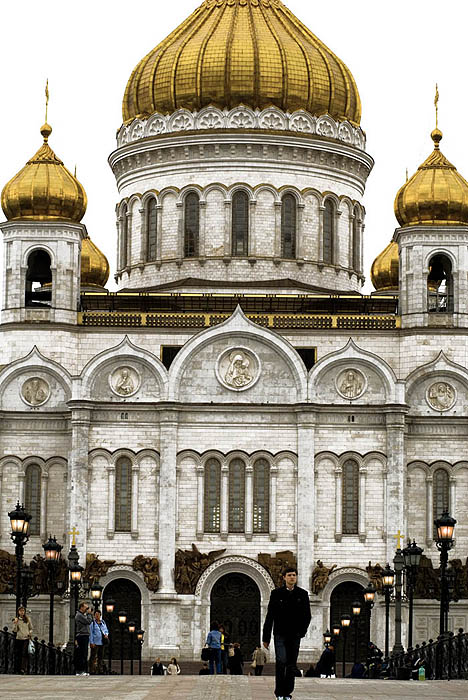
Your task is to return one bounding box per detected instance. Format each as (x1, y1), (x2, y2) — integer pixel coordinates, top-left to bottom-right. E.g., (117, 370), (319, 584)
(146, 198), (157, 262)
(253, 459), (270, 533)
(281, 194), (297, 258)
(184, 192), (199, 257)
(25, 464), (41, 536)
(433, 469), (450, 538)
(115, 457), (132, 532)
(229, 458), (245, 532)
(342, 460), (359, 534)
(323, 199), (335, 264)
(352, 208), (360, 270)
(232, 191), (249, 256)
(204, 458), (221, 533)
(25, 249), (52, 308)
(121, 204), (128, 268)
(427, 254), (454, 312)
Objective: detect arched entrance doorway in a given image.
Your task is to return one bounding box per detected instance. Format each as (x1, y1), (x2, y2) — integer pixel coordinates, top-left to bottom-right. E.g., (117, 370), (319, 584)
(210, 572), (260, 660)
(103, 578), (141, 659)
(330, 581), (366, 664)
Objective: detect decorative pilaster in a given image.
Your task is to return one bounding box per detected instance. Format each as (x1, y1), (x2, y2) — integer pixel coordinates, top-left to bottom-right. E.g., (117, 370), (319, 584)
(69, 407), (91, 554)
(131, 462), (140, 539)
(107, 464), (115, 538)
(359, 466), (367, 542)
(40, 471), (49, 541)
(296, 411), (316, 590)
(245, 466), (253, 540)
(158, 410), (178, 593)
(426, 475), (433, 545)
(296, 202), (305, 258)
(139, 207), (147, 263)
(220, 465), (229, 539)
(199, 200), (207, 258)
(270, 466), (278, 541)
(385, 410), (407, 561)
(334, 466), (342, 542)
(274, 201), (282, 256)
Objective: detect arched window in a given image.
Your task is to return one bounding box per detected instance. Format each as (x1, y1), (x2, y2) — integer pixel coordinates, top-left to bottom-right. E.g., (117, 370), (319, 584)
(281, 194), (297, 258)
(342, 460), (359, 534)
(25, 249), (52, 307)
(120, 203), (128, 268)
(229, 458), (245, 532)
(204, 458), (221, 533)
(146, 198), (157, 262)
(323, 199), (335, 264)
(433, 468), (450, 538)
(352, 208), (360, 270)
(25, 464), (41, 536)
(253, 459), (270, 533)
(115, 457), (132, 532)
(232, 191), (249, 256)
(184, 192), (200, 257)
(428, 254), (453, 312)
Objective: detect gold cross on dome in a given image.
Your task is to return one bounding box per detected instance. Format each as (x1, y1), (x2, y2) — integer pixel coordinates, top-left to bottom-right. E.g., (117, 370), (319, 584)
(68, 526), (80, 546)
(392, 529), (405, 550)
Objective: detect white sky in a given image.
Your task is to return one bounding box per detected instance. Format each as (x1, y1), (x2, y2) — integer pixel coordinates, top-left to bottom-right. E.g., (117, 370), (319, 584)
(1, 0), (467, 294)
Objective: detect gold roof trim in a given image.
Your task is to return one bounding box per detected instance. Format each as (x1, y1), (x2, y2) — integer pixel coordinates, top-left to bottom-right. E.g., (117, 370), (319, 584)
(394, 129), (468, 227)
(123, 0), (361, 125)
(1, 122), (87, 222)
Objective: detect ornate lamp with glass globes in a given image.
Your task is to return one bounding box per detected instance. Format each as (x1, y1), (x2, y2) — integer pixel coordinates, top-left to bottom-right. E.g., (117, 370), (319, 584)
(381, 563), (395, 659)
(128, 621), (136, 675)
(351, 600), (362, 664)
(340, 613), (351, 678)
(137, 629), (144, 675)
(42, 535), (63, 645)
(363, 582), (376, 672)
(105, 598), (116, 674)
(90, 582), (103, 612)
(434, 511), (456, 635)
(118, 610), (127, 675)
(8, 502), (32, 611)
(402, 540), (423, 648)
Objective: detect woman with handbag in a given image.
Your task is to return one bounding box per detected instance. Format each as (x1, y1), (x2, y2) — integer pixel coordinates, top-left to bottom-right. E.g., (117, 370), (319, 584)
(12, 606), (33, 674)
(205, 620), (222, 674)
(89, 610), (109, 674)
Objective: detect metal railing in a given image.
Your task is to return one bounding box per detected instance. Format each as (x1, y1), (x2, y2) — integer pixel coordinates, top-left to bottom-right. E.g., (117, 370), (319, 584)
(0, 626), (73, 675)
(389, 628), (468, 680)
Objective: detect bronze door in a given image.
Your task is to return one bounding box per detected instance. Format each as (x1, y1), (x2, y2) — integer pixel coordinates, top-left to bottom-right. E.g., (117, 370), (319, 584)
(210, 573), (260, 661)
(330, 581), (366, 663)
(103, 578), (141, 659)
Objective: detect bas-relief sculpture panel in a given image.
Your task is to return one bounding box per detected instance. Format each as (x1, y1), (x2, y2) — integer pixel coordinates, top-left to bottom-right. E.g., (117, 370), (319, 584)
(90, 361), (160, 402)
(409, 377), (463, 416)
(178, 337), (298, 403)
(316, 364), (384, 404)
(1, 372), (68, 411)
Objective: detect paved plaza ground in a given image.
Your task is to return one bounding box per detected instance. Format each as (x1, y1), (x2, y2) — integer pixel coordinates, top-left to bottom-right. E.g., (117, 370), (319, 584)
(1, 676), (468, 700)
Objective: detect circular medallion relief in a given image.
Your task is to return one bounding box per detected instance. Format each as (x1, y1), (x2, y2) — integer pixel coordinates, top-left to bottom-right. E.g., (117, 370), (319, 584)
(426, 381), (456, 411)
(21, 377), (50, 406)
(336, 368), (366, 400)
(109, 366), (140, 397)
(216, 348), (260, 392)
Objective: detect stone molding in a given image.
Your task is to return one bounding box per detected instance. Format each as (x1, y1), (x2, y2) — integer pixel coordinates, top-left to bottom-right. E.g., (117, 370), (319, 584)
(320, 566), (369, 603)
(117, 107), (366, 150)
(195, 554), (275, 599)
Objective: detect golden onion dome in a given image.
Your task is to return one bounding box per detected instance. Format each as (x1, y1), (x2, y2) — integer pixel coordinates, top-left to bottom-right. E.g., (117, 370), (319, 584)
(80, 236), (110, 289)
(370, 241), (399, 292)
(1, 122), (87, 222)
(394, 129), (468, 227)
(123, 0), (361, 125)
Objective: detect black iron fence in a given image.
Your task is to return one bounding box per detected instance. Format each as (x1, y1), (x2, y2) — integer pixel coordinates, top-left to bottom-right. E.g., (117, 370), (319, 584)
(0, 626), (73, 675)
(389, 628), (468, 680)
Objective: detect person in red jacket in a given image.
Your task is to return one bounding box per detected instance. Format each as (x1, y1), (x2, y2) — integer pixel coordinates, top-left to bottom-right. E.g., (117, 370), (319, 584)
(262, 567), (311, 700)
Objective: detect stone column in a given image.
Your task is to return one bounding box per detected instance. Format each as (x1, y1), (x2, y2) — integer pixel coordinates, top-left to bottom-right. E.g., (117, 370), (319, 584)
(245, 466), (253, 540)
(69, 407), (91, 554)
(40, 470), (49, 541)
(385, 410), (407, 562)
(196, 465), (204, 538)
(426, 475), (433, 545)
(107, 463), (115, 538)
(270, 466), (278, 541)
(359, 466), (367, 542)
(131, 462), (139, 538)
(139, 206), (147, 263)
(296, 411), (316, 589)
(158, 410), (178, 593)
(334, 466), (343, 541)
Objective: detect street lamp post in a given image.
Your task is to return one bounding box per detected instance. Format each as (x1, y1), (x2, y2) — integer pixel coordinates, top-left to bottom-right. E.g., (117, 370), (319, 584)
(20, 565), (36, 608)
(137, 630), (144, 676)
(435, 511), (457, 635)
(8, 502), (32, 611)
(128, 621), (136, 675)
(382, 563), (395, 659)
(90, 582), (103, 612)
(42, 535), (63, 645)
(323, 629), (332, 647)
(352, 600), (361, 664)
(392, 547), (405, 655)
(340, 613), (351, 678)
(363, 582), (376, 674)
(402, 540), (423, 649)
(118, 611), (127, 675)
(67, 544), (83, 655)
(105, 599), (115, 675)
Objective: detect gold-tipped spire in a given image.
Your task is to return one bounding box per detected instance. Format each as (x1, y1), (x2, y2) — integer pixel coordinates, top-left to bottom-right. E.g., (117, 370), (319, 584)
(45, 79), (49, 123)
(1, 118), (87, 222)
(434, 83), (439, 129)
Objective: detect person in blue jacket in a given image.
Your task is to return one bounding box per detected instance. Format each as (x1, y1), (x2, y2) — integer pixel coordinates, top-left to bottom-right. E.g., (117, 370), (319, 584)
(89, 609), (109, 674)
(205, 620), (222, 674)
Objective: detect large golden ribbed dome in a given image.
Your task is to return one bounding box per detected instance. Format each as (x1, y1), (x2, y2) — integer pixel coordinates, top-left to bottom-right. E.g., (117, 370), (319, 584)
(81, 236), (110, 288)
(394, 129), (468, 227)
(123, 0), (361, 125)
(371, 241), (399, 292)
(1, 123), (87, 222)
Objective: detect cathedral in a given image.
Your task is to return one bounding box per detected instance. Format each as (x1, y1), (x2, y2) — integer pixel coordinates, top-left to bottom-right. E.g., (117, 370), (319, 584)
(1, 0), (467, 662)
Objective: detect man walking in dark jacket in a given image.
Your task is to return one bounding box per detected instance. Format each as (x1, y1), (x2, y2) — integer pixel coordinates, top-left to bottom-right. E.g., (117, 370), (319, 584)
(262, 567), (311, 700)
